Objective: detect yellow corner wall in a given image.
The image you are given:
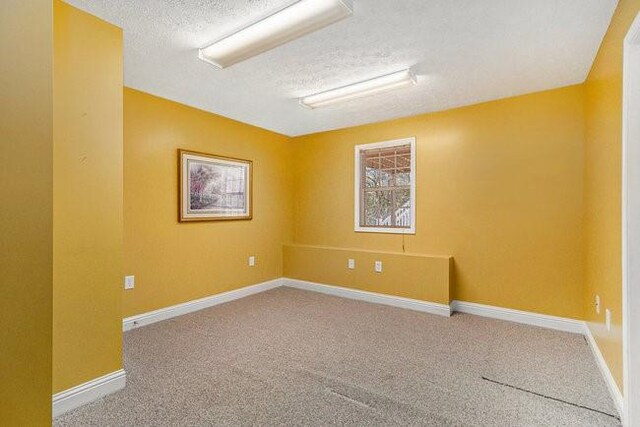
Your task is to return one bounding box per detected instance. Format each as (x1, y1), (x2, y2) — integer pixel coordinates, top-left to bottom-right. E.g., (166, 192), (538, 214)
(284, 244), (452, 304)
(53, 0), (124, 393)
(584, 0), (640, 391)
(0, 1), (53, 423)
(123, 89), (293, 317)
(291, 85), (586, 319)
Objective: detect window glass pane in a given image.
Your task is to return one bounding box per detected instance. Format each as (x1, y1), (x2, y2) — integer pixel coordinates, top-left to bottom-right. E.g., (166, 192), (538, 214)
(396, 171), (410, 186)
(364, 191), (378, 226)
(396, 154), (410, 168)
(378, 190), (393, 225)
(379, 170), (391, 187)
(364, 190), (392, 226)
(394, 189), (411, 227)
(365, 157), (381, 169)
(364, 167), (379, 188)
(381, 156), (395, 169)
(394, 188), (410, 207)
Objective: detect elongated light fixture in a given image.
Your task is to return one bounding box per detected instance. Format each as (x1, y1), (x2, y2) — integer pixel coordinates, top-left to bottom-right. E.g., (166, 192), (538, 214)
(199, 0), (353, 69)
(299, 69), (417, 109)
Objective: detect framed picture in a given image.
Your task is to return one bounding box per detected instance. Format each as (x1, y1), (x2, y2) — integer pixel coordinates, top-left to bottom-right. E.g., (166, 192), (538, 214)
(179, 149), (252, 222)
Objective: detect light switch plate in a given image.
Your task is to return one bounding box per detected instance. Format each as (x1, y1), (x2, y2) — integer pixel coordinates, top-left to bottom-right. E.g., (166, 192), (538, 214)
(348, 259), (355, 270)
(124, 275), (135, 290)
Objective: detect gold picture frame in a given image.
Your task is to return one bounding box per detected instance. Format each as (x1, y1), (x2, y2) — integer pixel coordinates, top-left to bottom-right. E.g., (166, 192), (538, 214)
(178, 149), (253, 222)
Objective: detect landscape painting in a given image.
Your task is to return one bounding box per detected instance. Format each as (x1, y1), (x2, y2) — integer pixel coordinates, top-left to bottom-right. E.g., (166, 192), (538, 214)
(179, 150), (252, 221)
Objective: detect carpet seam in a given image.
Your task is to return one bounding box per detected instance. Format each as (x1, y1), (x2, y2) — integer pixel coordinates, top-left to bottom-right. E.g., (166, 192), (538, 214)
(481, 376), (620, 421)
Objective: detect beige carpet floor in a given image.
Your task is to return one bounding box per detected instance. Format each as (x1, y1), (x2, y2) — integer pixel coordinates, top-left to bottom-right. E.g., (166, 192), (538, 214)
(55, 287), (620, 426)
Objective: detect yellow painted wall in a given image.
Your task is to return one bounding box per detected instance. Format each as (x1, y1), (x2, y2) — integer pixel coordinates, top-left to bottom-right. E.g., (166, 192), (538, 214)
(0, 1), (53, 423)
(53, 0), (124, 393)
(284, 245), (452, 304)
(291, 85), (586, 319)
(584, 0), (640, 391)
(123, 89), (293, 317)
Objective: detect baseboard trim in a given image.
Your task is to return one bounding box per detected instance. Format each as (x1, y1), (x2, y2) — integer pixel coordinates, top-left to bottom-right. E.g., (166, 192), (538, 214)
(123, 278), (283, 331)
(53, 369), (126, 418)
(450, 300), (586, 334)
(584, 324), (624, 417)
(283, 278), (451, 317)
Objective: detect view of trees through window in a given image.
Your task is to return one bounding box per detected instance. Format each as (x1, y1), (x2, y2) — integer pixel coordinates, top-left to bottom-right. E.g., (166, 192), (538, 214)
(359, 143), (412, 228)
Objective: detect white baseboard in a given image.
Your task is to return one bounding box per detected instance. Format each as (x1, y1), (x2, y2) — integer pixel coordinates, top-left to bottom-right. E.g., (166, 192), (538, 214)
(584, 324), (624, 417)
(450, 300), (586, 334)
(123, 278), (283, 331)
(53, 369), (126, 418)
(283, 278), (451, 317)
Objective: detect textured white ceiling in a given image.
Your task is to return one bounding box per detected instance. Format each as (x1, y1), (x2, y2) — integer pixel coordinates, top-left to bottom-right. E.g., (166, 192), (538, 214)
(66, 0), (618, 136)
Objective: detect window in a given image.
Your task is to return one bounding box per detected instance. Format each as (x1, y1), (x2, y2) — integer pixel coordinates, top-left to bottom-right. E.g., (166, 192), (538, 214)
(354, 137), (416, 234)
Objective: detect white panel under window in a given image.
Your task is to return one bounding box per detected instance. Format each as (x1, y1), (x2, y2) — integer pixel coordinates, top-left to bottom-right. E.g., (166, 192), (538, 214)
(354, 137), (416, 234)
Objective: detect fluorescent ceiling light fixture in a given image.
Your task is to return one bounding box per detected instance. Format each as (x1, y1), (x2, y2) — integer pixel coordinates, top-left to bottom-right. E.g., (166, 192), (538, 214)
(199, 0), (353, 69)
(299, 69), (417, 109)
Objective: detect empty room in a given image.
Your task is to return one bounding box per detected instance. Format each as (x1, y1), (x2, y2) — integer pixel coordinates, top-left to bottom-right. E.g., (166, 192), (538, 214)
(3, 0), (640, 425)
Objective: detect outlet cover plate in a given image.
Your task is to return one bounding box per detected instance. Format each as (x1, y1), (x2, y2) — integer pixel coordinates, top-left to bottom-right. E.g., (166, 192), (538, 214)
(374, 261), (383, 273)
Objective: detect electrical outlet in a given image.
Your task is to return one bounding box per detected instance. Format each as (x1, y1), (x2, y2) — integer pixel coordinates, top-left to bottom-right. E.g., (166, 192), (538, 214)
(124, 275), (135, 290)
(248, 256), (256, 267)
(348, 259), (355, 270)
(595, 295), (601, 314)
(374, 261), (383, 273)
(605, 309), (611, 332)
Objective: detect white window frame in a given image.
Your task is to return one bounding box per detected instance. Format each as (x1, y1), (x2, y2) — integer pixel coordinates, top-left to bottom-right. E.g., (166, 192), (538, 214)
(354, 137), (416, 234)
